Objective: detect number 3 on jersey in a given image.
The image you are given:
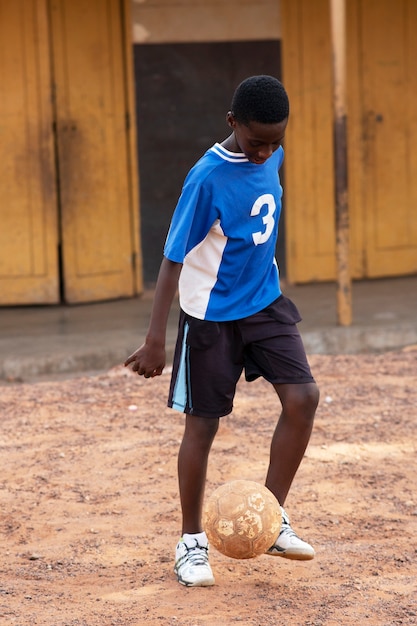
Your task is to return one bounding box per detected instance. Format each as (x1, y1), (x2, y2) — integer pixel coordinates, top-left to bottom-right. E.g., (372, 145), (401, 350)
(251, 193), (276, 245)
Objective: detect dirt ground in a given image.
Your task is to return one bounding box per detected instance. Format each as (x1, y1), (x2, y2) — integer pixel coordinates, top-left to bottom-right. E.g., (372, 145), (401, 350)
(1, 348), (416, 626)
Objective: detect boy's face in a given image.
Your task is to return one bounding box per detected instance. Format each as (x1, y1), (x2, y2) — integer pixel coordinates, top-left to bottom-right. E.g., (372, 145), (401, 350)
(227, 113), (288, 165)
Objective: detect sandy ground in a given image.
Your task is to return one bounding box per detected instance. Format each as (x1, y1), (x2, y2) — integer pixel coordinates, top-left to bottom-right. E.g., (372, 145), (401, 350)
(1, 348), (416, 626)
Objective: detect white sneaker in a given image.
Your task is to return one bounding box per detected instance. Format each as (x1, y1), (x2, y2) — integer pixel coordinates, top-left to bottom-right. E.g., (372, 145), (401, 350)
(266, 507), (315, 560)
(174, 532), (215, 587)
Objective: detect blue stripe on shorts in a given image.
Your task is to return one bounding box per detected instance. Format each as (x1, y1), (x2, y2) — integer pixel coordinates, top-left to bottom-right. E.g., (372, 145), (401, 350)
(170, 321), (191, 413)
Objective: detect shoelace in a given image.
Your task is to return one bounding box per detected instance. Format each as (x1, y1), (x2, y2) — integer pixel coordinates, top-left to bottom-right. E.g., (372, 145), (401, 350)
(279, 510), (297, 539)
(279, 523), (298, 539)
(186, 542), (209, 566)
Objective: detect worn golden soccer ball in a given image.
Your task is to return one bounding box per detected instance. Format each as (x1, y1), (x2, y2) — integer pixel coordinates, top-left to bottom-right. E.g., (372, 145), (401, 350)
(203, 480), (282, 559)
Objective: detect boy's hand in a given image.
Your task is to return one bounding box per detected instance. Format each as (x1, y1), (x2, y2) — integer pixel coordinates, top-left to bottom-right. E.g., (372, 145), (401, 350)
(124, 341), (165, 378)
(124, 258), (181, 378)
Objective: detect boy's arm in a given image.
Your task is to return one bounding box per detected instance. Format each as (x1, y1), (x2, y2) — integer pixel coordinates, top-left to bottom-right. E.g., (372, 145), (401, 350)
(124, 257), (182, 378)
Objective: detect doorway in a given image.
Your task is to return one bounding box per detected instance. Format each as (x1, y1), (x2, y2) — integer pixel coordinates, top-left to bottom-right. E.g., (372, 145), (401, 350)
(134, 40), (284, 286)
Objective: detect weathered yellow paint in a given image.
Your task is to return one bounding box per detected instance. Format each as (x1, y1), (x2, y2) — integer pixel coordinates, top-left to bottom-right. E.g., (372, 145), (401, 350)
(345, 0), (364, 279)
(49, 0), (142, 303)
(330, 0), (352, 326)
(282, 0), (417, 282)
(281, 0), (336, 283)
(351, 0), (417, 277)
(0, 0), (141, 305)
(0, 0), (59, 304)
(122, 0), (143, 296)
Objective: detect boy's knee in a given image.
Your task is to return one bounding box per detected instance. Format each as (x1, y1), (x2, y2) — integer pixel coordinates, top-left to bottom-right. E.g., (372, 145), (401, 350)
(185, 414), (220, 444)
(279, 382), (319, 419)
(300, 382), (319, 415)
(304, 382), (320, 411)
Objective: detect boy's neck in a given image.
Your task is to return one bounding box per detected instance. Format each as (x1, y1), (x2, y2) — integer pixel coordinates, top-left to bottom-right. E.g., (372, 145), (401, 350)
(220, 133), (240, 153)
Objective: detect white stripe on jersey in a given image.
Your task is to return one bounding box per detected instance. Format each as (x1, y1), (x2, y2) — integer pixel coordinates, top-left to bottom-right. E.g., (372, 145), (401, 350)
(178, 219), (227, 320)
(210, 143), (249, 163)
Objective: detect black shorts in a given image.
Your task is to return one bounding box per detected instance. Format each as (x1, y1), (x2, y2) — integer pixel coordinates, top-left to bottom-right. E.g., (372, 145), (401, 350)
(168, 295), (315, 419)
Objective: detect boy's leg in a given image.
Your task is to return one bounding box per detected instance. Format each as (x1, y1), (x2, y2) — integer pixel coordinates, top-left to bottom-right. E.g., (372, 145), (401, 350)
(178, 414), (219, 534)
(174, 415), (219, 587)
(265, 381), (319, 560)
(266, 381), (319, 505)
(169, 313), (243, 585)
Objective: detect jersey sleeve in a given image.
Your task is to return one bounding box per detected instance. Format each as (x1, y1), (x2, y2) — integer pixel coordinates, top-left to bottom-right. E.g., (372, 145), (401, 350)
(164, 178), (218, 263)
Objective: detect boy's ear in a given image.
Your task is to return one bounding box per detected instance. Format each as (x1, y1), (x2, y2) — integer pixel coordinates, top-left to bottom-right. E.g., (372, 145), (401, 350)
(226, 111), (236, 128)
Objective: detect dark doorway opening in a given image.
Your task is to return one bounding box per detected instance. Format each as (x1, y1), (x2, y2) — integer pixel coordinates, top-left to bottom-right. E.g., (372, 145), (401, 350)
(134, 40), (285, 286)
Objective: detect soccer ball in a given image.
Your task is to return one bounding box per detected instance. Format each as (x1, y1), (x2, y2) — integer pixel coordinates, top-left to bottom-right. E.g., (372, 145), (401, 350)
(202, 480), (282, 559)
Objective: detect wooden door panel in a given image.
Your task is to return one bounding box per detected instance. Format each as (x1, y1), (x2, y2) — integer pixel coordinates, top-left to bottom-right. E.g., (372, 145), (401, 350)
(0, 0), (59, 304)
(49, 0), (139, 302)
(282, 0), (417, 283)
(358, 0), (417, 276)
(281, 0), (336, 283)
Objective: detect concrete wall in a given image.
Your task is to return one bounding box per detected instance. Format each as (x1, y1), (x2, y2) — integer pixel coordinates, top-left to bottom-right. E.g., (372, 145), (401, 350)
(132, 0), (281, 43)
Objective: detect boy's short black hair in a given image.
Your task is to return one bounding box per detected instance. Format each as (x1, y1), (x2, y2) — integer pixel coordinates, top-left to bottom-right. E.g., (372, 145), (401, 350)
(231, 75), (289, 125)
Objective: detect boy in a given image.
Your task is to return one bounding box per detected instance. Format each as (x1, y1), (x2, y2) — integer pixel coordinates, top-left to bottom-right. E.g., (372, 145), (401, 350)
(125, 75), (319, 587)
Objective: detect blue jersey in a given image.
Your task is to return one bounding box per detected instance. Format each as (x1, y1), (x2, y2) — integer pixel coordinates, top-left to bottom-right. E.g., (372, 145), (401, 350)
(164, 143), (284, 321)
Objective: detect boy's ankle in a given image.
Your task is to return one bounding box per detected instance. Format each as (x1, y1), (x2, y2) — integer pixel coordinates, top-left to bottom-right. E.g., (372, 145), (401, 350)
(181, 531), (208, 546)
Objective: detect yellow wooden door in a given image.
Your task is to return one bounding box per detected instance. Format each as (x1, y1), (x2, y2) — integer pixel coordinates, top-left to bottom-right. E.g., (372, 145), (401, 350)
(350, 0), (417, 277)
(281, 0), (417, 283)
(49, 0), (141, 303)
(0, 0), (59, 304)
(280, 0), (336, 283)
